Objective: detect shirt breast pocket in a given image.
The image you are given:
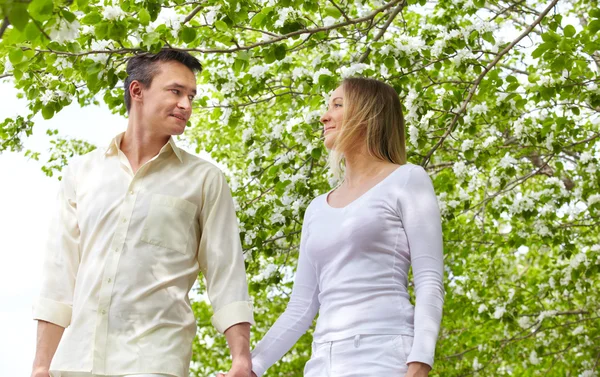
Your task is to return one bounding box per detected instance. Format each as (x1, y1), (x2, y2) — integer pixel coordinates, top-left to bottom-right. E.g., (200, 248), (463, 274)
(141, 194), (198, 254)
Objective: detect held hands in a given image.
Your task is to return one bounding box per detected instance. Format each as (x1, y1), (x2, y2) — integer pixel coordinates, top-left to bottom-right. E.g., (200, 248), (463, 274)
(216, 359), (253, 377)
(405, 362), (431, 377)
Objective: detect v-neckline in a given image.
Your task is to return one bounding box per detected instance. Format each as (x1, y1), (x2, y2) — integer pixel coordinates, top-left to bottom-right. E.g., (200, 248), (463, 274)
(324, 165), (406, 210)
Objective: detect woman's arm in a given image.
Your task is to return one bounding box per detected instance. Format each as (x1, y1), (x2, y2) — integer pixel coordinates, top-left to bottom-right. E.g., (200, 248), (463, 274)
(398, 165), (445, 370)
(250, 210), (320, 377)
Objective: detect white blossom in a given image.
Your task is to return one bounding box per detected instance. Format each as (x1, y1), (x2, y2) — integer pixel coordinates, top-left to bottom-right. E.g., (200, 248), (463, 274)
(572, 325), (584, 335)
(461, 139), (474, 152)
(492, 305), (506, 319)
(499, 153), (517, 169)
(529, 350), (540, 365)
(49, 19), (80, 43)
(242, 128), (254, 142)
(313, 67), (332, 83)
(408, 125), (419, 147)
(471, 102), (488, 115)
(274, 7), (295, 28)
(587, 194), (600, 206)
(103, 5), (126, 20)
(41, 91), (59, 106)
(248, 65), (270, 79)
(340, 63), (369, 78)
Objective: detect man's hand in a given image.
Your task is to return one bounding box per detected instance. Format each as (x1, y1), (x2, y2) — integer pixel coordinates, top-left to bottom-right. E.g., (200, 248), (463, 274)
(216, 358), (252, 377)
(405, 361), (431, 377)
(216, 322), (252, 377)
(31, 320), (64, 377)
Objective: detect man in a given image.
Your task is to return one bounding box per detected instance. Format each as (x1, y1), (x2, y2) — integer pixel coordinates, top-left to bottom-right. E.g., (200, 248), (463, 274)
(31, 49), (254, 377)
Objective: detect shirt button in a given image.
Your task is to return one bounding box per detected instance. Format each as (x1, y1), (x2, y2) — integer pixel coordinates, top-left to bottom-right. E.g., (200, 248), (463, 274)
(129, 190), (134, 195)
(122, 218), (127, 223)
(107, 278), (112, 283)
(101, 309), (106, 315)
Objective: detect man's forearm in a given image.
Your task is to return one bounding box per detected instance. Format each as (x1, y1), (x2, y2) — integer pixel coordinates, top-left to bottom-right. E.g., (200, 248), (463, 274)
(224, 322), (251, 367)
(31, 320), (65, 377)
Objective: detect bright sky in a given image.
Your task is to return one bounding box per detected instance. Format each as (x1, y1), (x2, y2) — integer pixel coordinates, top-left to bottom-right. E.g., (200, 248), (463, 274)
(0, 80), (126, 376)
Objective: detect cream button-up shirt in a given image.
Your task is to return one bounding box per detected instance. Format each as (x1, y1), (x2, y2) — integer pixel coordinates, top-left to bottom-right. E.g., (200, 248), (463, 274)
(33, 133), (254, 377)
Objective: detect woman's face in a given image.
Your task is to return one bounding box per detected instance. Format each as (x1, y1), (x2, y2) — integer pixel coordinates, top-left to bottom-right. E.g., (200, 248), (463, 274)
(320, 85), (344, 150)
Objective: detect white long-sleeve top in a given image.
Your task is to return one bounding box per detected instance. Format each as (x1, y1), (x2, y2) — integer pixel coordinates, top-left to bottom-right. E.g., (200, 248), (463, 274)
(251, 164), (444, 376)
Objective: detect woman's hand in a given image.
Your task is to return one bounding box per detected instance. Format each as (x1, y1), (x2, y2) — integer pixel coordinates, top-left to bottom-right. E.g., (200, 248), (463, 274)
(405, 361), (431, 377)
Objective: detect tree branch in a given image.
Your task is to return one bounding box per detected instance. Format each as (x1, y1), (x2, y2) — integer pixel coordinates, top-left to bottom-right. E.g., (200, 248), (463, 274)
(183, 3), (204, 25)
(0, 17), (9, 40)
(357, 0), (406, 63)
(420, 0), (560, 167)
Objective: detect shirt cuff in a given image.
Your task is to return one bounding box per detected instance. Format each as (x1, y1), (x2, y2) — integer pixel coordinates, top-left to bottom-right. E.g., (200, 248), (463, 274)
(211, 300), (255, 333)
(250, 357), (267, 377)
(406, 329), (438, 368)
(32, 297), (72, 328)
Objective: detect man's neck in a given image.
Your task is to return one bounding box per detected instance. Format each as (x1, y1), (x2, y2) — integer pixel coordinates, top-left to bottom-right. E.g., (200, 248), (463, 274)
(120, 117), (170, 174)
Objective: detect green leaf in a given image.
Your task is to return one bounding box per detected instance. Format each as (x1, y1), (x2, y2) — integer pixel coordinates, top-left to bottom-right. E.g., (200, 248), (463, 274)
(28, 0), (54, 22)
(81, 12), (102, 25)
(8, 4), (30, 32)
(95, 23), (109, 40)
(531, 42), (553, 59)
(9, 48), (24, 65)
(42, 105), (55, 120)
(482, 31), (495, 44)
(24, 22), (39, 41)
(250, 13), (265, 28)
(324, 6), (342, 19)
(62, 10), (77, 23)
(215, 20), (228, 32)
(139, 9), (151, 26)
(76, 0), (90, 9)
(264, 48), (276, 64)
(274, 44), (286, 60)
(588, 20), (600, 34)
(181, 27), (197, 43)
(563, 24), (576, 37)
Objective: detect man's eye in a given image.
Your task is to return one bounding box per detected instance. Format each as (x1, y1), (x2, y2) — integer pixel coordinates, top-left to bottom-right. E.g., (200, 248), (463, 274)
(188, 96), (194, 101)
(171, 89), (179, 94)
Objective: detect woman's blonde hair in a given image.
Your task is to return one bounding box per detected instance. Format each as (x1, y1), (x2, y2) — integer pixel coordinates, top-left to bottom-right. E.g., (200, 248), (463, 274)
(328, 77), (407, 179)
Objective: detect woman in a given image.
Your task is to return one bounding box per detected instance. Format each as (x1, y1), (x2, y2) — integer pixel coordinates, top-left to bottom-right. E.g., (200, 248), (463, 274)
(251, 78), (444, 377)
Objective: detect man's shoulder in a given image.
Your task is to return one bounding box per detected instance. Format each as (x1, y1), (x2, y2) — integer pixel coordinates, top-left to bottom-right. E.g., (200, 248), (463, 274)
(64, 148), (105, 172)
(178, 148), (225, 176)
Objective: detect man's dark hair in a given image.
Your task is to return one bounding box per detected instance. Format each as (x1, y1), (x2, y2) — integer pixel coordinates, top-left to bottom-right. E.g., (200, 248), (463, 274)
(123, 49), (202, 112)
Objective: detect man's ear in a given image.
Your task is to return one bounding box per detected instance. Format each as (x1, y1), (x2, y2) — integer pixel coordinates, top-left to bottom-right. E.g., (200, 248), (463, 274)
(129, 80), (144, 104)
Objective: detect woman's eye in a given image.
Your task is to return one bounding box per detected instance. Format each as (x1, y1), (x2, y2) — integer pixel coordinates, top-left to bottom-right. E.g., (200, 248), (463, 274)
(188, 96), (194, 101)
(334, 103), (343, 108)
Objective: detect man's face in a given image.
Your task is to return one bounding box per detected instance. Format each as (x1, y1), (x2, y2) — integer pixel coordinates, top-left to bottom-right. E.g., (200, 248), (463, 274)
(140, 60), (197, 136)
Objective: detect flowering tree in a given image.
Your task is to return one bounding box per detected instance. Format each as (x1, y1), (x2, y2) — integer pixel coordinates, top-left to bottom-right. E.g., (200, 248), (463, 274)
(1, 0), (599, 375)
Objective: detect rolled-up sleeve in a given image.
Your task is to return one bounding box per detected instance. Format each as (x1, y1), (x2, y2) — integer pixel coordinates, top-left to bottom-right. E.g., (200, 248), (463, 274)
(33, 164), (80, 328)
(197, 168), (254, 333)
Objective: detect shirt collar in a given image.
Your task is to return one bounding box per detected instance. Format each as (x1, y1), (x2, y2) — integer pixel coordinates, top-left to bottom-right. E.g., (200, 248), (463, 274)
(104, 132), (184, 164)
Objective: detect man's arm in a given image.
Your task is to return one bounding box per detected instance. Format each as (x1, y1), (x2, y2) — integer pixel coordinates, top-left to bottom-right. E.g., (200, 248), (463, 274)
(31, 321), (65, 377)
(32, 164), (80, 376)
(217, 323), (252, 377)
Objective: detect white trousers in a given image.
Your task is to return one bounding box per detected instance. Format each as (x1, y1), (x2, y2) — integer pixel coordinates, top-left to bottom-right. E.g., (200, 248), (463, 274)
(304, 334), (414, 377)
